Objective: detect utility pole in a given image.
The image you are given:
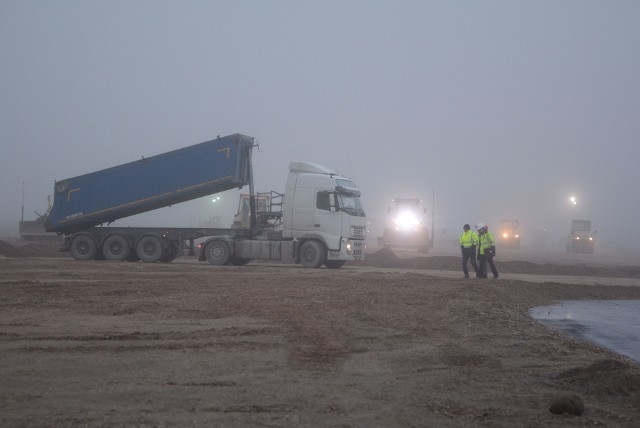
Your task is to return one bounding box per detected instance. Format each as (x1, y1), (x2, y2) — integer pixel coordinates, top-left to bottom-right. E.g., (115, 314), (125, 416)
(430, 189), (435, 248)
(21, 181), (25, 222)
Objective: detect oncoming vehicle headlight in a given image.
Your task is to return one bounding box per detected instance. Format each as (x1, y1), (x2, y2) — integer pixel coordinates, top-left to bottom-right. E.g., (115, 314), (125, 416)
(502, 233), (508, 238)
(394, 212), (419, 230)
(346, 242), (352, 255)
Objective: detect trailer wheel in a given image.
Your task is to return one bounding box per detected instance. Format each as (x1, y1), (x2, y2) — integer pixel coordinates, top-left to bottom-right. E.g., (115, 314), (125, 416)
(299, 240), (326, 268)
(69, 234), (97, 261)
(136, 235), (164, 263)
(159, 240), (178, 263)
(324, 260), (346, 269)
(102, 234), (131, 261)
(204, 240), (231, 265)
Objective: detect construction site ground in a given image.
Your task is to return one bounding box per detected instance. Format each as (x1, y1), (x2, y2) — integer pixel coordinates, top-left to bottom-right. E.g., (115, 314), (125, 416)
(1, 239), (639, 427)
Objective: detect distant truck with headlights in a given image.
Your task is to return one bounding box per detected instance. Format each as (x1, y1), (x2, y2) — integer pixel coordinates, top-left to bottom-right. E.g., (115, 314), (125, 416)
(567, 219), (596, 254)
(45, 133), (366, 268)
(497, 218), (520, 249)
(379, 197), (429, 252)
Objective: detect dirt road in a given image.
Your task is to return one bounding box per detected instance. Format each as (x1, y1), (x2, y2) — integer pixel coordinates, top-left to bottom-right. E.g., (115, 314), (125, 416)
(1, 250), (640, 427)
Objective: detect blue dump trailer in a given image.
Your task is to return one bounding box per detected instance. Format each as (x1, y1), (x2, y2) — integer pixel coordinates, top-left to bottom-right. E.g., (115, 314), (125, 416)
(46, 134), (253, 233)
(46, 134), (257, 262)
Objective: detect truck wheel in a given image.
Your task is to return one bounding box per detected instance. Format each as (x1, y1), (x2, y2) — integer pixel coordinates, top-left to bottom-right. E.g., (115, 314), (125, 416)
(102, 234), (131, 261)
(324, 260), (346, 269)
(204, 240), (231, 265)
(69, 234), (97, 261)
(300, 240), (326, 268)
(159, 240), (178, 263)
(136, 235), (164, 263)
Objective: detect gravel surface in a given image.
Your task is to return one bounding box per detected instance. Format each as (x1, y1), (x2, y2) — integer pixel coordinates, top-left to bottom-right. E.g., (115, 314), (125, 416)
(1, 241), (640, 427)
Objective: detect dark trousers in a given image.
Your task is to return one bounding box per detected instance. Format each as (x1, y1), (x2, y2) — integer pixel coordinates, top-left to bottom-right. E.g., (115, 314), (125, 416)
(462, 247), (479, 277)
(478, 254), (498, 278)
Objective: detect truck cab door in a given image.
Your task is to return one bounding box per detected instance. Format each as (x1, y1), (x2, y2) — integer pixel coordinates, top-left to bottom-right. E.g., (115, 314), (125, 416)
(314, 191), (341, 250)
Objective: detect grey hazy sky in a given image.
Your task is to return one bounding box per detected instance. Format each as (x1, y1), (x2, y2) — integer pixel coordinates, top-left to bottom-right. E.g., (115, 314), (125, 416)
(2, 1), (639, 249)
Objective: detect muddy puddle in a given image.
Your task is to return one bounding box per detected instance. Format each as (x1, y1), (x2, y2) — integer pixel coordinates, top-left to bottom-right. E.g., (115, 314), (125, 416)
(531, 300), (640, 363)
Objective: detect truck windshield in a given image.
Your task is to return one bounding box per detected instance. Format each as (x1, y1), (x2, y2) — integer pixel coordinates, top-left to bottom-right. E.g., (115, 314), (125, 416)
(572, 221), (591, 231)
(338, 194), (366, 217)
(335, 179), (355, 188)
(334, 179), (365, 216)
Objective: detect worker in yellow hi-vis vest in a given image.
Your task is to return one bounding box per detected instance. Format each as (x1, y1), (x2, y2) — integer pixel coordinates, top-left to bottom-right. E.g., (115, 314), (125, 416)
(459, 224), (479, 278)
(476, 223), (499, 279)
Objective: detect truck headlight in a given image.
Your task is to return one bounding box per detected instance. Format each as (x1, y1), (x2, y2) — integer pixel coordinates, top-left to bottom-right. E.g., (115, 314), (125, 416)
(394, 212), (419, 231)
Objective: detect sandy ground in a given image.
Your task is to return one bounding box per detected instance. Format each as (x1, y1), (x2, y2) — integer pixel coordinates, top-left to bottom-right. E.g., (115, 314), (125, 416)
(1, 240), (640, 427)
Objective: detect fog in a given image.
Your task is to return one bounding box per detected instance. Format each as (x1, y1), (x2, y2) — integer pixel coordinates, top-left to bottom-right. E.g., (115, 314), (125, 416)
(2, 1), (639, 253)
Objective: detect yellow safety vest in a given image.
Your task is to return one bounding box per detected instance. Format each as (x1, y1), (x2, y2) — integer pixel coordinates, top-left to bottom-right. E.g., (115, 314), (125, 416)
(459, 230), (478, 248)
(479, 231), (496, 254)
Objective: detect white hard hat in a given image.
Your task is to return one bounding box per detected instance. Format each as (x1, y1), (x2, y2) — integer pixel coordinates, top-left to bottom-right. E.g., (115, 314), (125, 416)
(476, 223), (486, 230)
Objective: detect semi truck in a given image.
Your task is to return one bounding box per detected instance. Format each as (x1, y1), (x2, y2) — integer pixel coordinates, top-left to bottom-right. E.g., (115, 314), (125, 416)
(567, 219), (596, 254)
(379, 197), (429, 252)
(497, 218), (520, 250)
(18, 197), (62, 242)
(45, 133), (366, 268)
(19, 213), (61, 242)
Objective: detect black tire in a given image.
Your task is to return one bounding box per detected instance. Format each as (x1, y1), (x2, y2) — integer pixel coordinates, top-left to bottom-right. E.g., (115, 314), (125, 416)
(69, 234), (97, 261)
(136, 235), (165, 263)
(299, 240), (326, 268)
(229, 257), (251, 266)
(324, 260), (346, 269)
(204, 240), (231, 265)
(102, 234), (131, 261)
(159, 240), (178, 263)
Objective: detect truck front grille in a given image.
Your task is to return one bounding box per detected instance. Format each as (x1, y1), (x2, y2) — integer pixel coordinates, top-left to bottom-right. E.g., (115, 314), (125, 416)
(351, 226), (366, 239)
(352, 240), (363, 257)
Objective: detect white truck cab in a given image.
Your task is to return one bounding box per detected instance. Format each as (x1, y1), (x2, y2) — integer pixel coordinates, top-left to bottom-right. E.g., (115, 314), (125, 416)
(283, 161), (366, 263)
(200, 160), (367, 268)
